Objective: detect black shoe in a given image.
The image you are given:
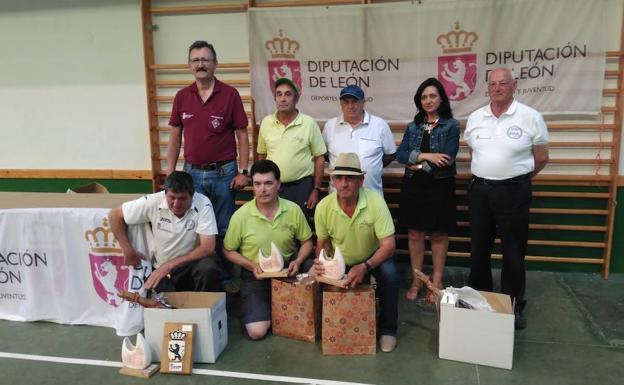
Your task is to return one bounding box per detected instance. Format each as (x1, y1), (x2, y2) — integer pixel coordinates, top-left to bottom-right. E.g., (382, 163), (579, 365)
(514, 312), (527, 330)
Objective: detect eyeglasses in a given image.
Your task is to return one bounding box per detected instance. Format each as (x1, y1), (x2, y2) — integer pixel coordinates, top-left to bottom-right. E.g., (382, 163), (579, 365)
(189, 58), (215, 64)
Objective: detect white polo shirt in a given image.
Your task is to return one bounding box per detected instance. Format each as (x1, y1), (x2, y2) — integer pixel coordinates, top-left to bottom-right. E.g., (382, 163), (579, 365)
(122, 191), (218, 267)
(323, 110), (397, 195)
(464, 100), (549, 180)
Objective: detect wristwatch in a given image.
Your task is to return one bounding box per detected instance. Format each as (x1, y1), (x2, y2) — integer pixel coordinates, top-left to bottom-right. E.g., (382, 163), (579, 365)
(364, 260), (373, 272)
(239, 169), (248, 175)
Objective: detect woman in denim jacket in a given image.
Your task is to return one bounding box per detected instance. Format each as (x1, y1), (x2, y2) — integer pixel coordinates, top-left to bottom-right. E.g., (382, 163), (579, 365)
(396, 78), (459, 303)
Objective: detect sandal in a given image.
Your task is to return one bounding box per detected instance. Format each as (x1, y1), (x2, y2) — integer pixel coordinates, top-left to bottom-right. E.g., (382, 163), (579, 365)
(425, 282), (443, 304)
(405, 283), (421, 301)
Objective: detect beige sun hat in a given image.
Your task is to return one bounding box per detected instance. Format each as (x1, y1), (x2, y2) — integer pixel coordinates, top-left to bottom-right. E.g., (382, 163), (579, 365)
(330, 153), (366, 176)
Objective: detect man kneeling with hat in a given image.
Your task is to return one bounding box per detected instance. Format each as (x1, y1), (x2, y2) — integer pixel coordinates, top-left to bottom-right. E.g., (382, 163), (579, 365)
(312, 152), (399, 352)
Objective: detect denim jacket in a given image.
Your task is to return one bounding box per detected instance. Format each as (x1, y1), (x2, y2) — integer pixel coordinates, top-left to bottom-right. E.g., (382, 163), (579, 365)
(395, 118), (460, 179)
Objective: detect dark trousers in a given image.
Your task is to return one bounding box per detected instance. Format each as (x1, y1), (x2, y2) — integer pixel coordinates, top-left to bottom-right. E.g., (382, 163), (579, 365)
(467, 174), (531, 313)
(154, 257), (222, 292)
(368, 258), (399, 336)
(239, 270), (271, 324)
(279, 175), (313, 216)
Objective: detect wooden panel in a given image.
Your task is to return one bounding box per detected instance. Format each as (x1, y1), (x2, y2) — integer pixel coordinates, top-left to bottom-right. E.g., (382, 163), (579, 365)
(155, 95), (253, 103)
(394, 250), (605, 265)
(151, 4), (248, 15)
(151, 63), (250, 71)
(140, 1), (624, 280)
(254, 0), (363, 8)
(0, 169), (152, 179)
(393, 235), (606, 249)
(155, 79), (250, 88)
(601, 9), (624, 277)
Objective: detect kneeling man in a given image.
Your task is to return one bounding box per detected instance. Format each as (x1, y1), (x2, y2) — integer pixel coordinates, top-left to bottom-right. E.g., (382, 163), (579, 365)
(313, 152), (399, 352)
(223, 160), (314, 340)
(108, 171), (220, 292)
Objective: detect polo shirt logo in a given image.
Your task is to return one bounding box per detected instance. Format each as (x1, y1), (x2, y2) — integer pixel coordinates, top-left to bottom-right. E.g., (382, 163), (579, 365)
(184, 219), (196, 231)
(156, 222), (172, 233)
(359, 219), (374, 229)
(211, 115), (223, 129)
(157, 216), (173, 232)
(280, 223), (296, 234)
(182, 112), (194, 120)
(507, 126), (523, 139)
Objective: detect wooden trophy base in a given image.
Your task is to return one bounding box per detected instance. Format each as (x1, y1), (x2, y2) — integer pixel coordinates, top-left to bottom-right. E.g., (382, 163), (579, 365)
(257, 269), (289, 279)
(119, 364), (160, 378)
(316, 275), (348, 288)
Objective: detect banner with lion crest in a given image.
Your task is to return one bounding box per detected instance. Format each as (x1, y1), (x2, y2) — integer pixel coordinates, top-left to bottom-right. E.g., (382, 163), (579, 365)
(249, 0), (606, 121)
(0, 208), (153, 336)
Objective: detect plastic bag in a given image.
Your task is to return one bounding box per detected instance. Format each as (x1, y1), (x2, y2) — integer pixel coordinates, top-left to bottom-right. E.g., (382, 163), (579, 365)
(446, 286), (494, 312)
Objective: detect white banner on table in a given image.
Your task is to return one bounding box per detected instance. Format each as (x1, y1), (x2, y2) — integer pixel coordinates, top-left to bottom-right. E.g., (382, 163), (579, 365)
(0, 208), (153, 335)
(250, 0), (606, 121)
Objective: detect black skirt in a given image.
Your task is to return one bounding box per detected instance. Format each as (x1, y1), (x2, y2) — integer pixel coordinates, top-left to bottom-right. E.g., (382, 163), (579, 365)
(398, 170), (456, 234)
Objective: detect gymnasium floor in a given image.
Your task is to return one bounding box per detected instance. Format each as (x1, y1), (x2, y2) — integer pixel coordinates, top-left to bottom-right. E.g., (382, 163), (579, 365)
(1, 267), (623, 385)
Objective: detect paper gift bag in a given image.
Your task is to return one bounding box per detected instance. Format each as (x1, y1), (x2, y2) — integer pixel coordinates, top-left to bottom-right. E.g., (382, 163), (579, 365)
(321, 285), (376, 355)
(271, 277), (320, 343)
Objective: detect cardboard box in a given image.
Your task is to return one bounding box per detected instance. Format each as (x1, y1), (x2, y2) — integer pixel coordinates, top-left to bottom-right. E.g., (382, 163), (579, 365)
(0, 191), (143, 209)
(438, 290), (514, 370)
(67, 182), (109, 193)
(144, 292), (228, 363)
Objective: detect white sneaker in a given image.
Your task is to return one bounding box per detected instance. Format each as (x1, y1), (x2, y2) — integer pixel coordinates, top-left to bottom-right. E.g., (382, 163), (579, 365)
(379, 335), (397, 353)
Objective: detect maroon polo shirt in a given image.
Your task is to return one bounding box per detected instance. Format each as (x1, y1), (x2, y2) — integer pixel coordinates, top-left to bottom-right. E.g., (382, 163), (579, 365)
(169, 79), (248, 164)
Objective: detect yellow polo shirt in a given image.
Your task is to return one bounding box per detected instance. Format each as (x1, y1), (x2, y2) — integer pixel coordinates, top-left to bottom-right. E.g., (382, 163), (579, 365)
(314, 188), (395, 266)
(257, 112), (327, 183)
(223, 197), (312, 263)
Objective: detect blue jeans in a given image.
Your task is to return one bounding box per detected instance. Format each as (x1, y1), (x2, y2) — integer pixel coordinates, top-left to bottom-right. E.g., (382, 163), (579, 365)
(345, 257), (399, 336)
(183, 160), (237, 237)
(370, 258), (399, 336)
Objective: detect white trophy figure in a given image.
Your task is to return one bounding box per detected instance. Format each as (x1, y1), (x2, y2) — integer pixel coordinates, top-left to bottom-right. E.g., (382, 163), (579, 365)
(258, 242), (285, 273)
(121, 333), (152, 370)
(319, 246), (346, 280)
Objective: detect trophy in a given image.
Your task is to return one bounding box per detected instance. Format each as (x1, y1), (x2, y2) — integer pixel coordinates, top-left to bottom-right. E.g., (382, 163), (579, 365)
(119, 333), (159, 378)
(316, 247), (348, 288)
(257, 242), (289, 278)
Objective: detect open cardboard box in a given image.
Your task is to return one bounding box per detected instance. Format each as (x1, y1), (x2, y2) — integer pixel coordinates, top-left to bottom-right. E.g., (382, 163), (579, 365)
(66, 182), (110, 193)
(438, 290), (515, 370)
(144, 292), (228, 363)
(0, 191), (143, 209)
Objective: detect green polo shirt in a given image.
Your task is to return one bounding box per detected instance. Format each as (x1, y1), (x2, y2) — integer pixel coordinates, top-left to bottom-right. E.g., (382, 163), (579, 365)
(314, 188), (395, 266)
(223, 197), (312, 263)
(257, 111), (327, 183)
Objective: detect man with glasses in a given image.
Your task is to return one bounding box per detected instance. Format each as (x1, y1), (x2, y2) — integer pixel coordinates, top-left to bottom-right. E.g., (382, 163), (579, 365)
(464, 67), (549, 330)
(167, 40), (249, 240)
(167, 41), (249, 289)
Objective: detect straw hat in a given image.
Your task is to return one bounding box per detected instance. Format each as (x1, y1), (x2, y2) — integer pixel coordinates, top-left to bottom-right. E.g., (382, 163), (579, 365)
(329, 153), (366, 176)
